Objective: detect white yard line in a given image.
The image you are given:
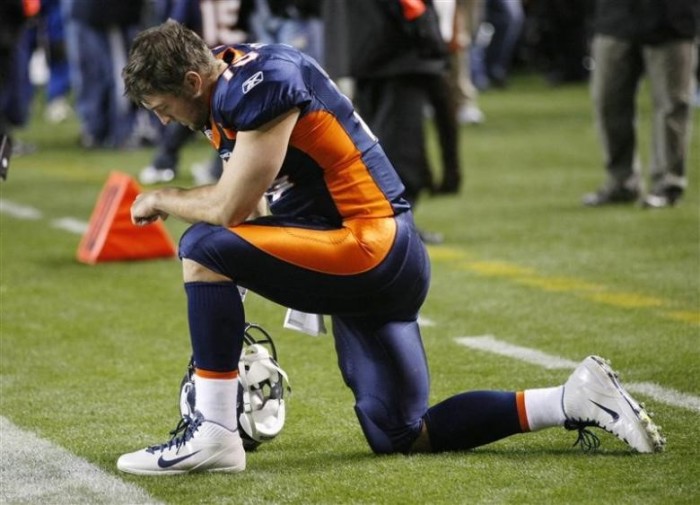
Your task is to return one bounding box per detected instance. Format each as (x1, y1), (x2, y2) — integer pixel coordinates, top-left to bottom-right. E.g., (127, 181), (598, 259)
(1, 198), (88, 234)
(625, 382), (700, 413)
(0, 416), (162, 505)
(0, 198), (43, 219)
(455, 335), (700, 413)
(454, 335), (579, 369)
(51, 217), (89, 234)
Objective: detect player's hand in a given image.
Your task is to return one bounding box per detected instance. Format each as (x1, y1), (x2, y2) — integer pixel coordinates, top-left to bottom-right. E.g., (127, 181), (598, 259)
(131, 191), (169, 226)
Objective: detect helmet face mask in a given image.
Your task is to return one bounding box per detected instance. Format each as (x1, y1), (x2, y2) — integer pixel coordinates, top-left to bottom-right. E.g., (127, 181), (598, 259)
(179, 323), (291, 451)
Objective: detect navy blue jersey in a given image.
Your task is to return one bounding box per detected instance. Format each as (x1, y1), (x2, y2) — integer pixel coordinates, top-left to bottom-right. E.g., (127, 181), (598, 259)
(202, 43), (410, 226)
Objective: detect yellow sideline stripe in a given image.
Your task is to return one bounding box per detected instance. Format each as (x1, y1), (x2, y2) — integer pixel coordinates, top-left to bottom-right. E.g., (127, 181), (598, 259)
(663, 310), (700, 325)
(427, 246), (699, 326)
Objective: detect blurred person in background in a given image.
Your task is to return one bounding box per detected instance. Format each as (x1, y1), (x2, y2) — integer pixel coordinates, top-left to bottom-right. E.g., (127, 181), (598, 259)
(471, 0), (524, 90)
(582, 0), (699, 208)
(39, 0), (73, 123)
(426, 0), (463, 195)
(61, 0), (144, 149)
(250, 0), (324, 64)
(0, 0), (40, 155)
(13, 0), (74, 125)
(525, 0), (592, 87)
(453, 0), (486, 125)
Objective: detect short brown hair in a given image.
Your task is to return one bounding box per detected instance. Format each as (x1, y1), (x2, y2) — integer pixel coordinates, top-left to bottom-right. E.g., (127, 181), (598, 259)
(123, 20), (217, 104)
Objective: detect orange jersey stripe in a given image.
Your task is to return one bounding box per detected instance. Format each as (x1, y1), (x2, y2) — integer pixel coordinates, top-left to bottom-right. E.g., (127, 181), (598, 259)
(232, 217), (396, 275)
(291, 111), (395, 219)
(207, 122), (222, 149)
(222, 127), (236, 140)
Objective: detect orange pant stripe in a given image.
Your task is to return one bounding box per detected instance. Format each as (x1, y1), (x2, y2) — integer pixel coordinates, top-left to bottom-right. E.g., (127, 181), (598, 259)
(232, 217), (396, 275)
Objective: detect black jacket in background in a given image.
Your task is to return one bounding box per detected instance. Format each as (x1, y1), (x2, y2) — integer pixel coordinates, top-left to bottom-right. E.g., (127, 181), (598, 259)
(65, 0), (144, 28)
(593, 0), (700, 44)
(322, 0), (446, 80)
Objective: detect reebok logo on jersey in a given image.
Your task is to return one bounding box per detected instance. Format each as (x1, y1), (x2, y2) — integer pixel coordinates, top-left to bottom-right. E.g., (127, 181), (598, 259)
(242, 71), (263, 94)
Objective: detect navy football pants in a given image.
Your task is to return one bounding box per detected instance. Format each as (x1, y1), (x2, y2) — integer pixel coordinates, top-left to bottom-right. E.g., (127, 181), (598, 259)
(179, 211), (432, 453)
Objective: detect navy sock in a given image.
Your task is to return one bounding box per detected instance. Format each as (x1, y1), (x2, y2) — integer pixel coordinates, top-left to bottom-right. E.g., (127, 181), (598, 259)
(185, 281), (244, 372)
(424, 391), (523, 451)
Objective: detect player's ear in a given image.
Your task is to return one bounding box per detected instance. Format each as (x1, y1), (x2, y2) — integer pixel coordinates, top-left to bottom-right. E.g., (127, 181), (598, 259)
(184, 71), (203, 98)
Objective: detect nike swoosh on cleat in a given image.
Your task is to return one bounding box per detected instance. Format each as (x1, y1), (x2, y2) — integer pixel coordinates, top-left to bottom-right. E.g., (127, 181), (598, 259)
(590, 400), (620, 422)
(157, 451), (201, 468)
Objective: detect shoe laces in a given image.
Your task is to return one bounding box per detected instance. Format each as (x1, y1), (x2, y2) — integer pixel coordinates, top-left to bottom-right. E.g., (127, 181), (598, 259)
(564, 419), (601, 452)
(146, 413), (203, 454)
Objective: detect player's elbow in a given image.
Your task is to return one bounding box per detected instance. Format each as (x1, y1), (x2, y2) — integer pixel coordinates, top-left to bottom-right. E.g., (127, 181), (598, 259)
(205, 189), (246, 227)
(216, 205), (250, 228)
(213, 209), (240, 228)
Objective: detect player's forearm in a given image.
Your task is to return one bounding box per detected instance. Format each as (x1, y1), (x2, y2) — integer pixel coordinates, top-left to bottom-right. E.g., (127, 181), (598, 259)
(151, 185), (227, 225)
(149, 184), (262, 227)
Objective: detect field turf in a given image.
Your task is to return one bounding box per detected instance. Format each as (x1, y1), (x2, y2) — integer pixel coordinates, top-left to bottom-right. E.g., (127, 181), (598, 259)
(1, 73), (698, 504)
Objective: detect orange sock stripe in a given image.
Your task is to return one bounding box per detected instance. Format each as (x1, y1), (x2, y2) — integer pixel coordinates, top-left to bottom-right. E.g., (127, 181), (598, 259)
(195, 368), (239, 379)
(516, 391), (530, 432)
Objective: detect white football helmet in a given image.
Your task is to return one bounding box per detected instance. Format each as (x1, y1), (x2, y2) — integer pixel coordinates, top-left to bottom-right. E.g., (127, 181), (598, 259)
(179, 323), (291, 450)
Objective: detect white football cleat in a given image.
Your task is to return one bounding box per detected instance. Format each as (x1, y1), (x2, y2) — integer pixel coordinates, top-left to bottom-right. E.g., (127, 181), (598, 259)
(562, 356), (665, 453)
(117, 411), (246, 475)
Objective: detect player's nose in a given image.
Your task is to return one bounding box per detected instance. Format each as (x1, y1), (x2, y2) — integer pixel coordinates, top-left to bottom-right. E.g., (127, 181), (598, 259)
(154, 111), (170, 125)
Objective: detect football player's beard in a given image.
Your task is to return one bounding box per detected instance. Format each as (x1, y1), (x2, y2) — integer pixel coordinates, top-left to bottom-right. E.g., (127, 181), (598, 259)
(189, 96), (210, 131)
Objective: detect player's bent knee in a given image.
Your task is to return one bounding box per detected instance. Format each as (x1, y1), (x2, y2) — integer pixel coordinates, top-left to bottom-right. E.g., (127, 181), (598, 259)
(179, 222), (215, 260)
(179, 223), (232, 282)
(354, 402), (421, 455)
(182, 258), (229, 282)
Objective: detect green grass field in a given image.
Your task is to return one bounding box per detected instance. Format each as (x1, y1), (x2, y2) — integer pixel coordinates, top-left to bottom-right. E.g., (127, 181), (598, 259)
(1, 73), (699, 504)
